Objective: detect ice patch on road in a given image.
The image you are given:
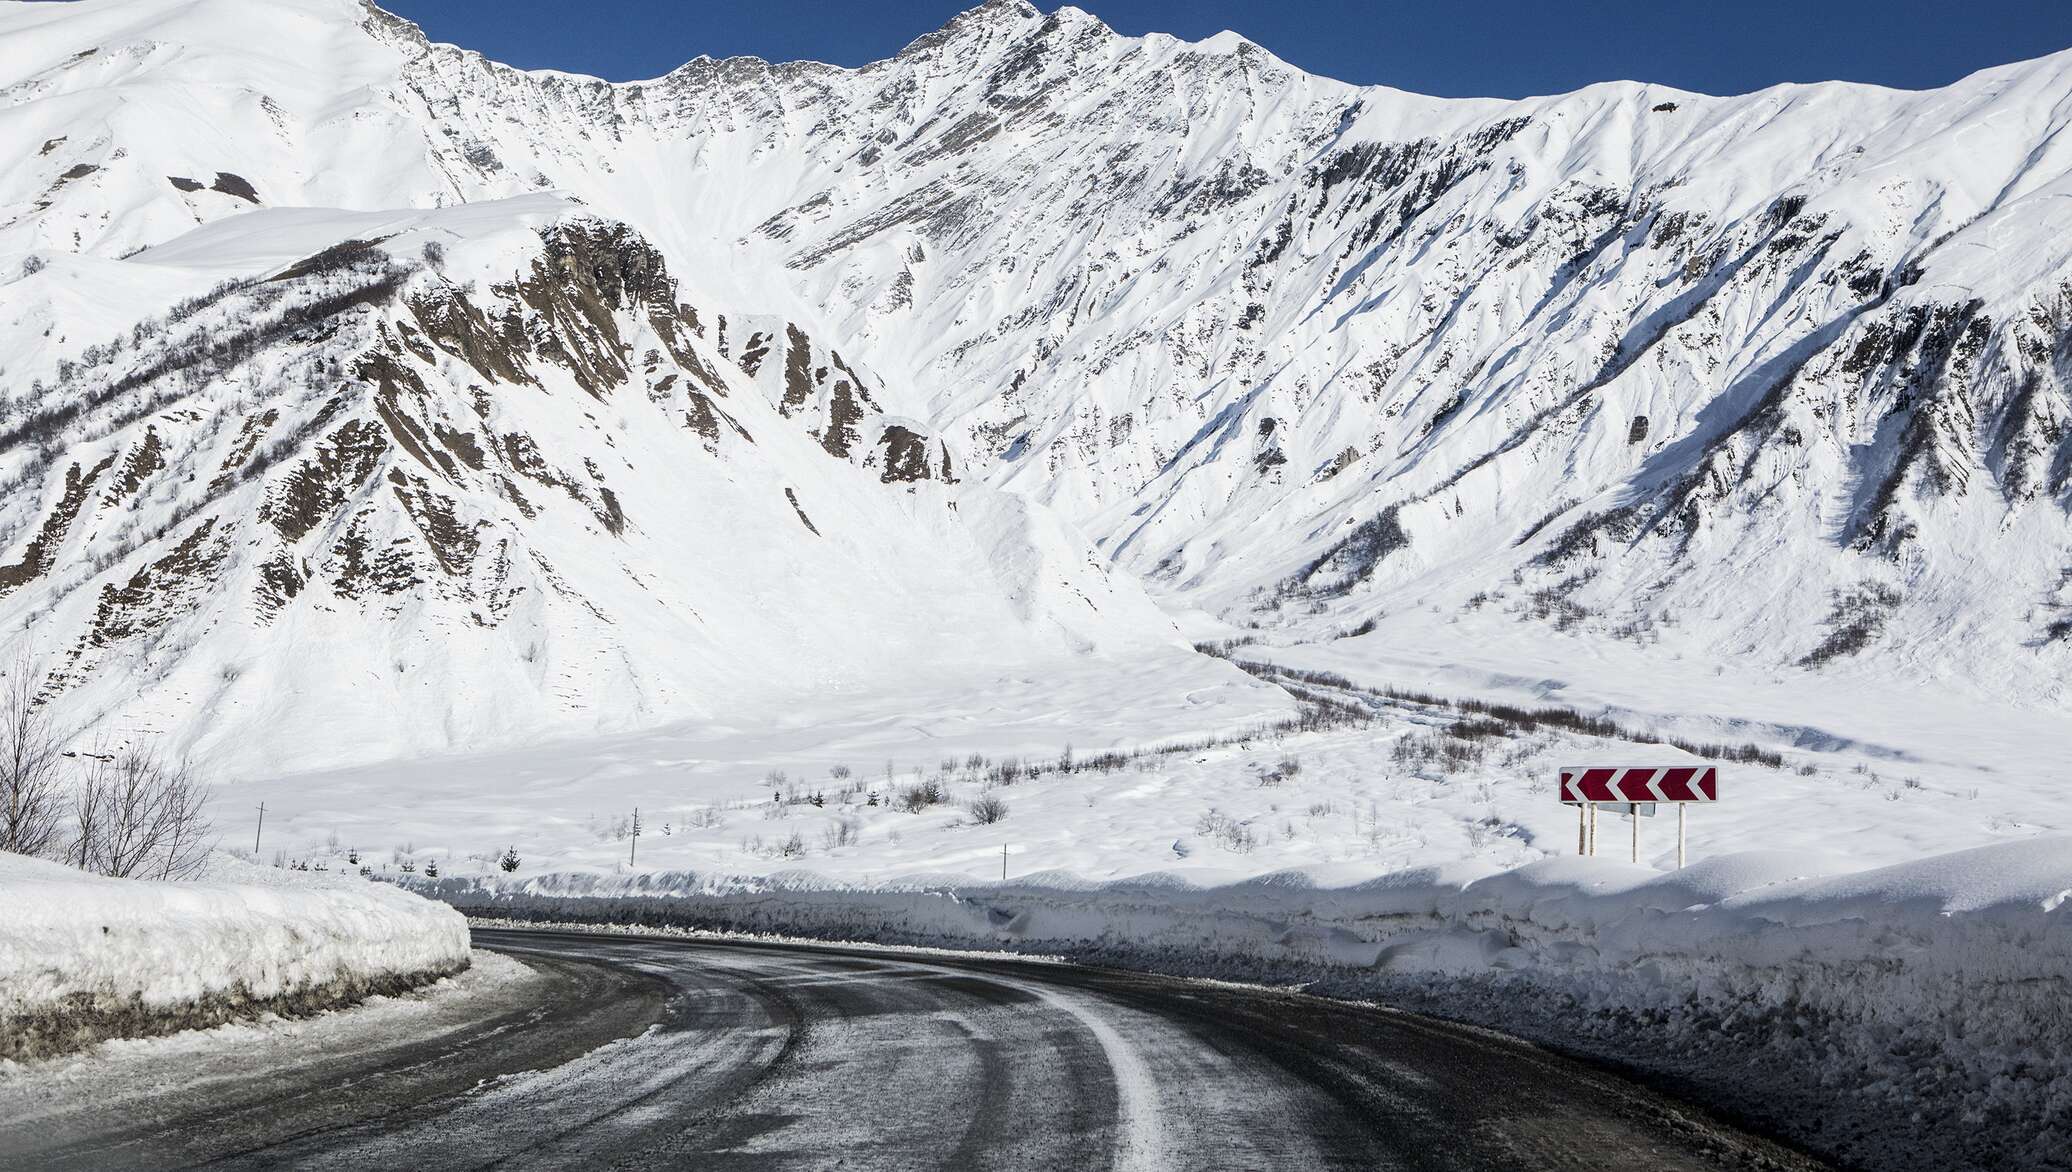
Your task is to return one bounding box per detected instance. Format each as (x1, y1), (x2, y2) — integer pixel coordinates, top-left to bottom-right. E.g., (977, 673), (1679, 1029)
(1014, 982), (1171, 1172)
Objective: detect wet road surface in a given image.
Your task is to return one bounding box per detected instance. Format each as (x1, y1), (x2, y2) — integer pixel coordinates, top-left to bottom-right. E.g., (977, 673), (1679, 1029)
(1, 927), (1827, 1170)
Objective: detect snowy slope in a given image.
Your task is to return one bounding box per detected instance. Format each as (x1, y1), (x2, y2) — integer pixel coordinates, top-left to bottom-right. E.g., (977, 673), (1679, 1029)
(9, 0), (2072, 699)
(7, 0), (2072, 761)
(0, 192), (1267, 772)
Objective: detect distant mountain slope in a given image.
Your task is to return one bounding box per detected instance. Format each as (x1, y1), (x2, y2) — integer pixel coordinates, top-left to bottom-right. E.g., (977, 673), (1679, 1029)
(7, 0), (2072, 738)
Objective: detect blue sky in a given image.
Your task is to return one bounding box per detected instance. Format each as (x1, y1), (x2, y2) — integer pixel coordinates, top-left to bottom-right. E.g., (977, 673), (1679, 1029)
(377, 1), (2072, 98)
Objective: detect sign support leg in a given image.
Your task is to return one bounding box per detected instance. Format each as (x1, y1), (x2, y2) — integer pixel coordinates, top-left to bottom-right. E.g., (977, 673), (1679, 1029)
(1631, 803), (1639, 864)
(1587, 804), (1597, 857)
(1678, 804), (1687, 870)
(1577, 803), (1586, 856)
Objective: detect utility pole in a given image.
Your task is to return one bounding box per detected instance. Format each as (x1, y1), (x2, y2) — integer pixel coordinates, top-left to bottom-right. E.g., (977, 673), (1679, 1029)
(629, 807), (642, 867)
(254, 802), (266, 854)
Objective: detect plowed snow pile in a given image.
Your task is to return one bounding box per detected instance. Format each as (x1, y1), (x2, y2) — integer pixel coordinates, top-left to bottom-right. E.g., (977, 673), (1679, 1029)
(441, 836), (2072, 1171)
(0, 852), (470, 1061)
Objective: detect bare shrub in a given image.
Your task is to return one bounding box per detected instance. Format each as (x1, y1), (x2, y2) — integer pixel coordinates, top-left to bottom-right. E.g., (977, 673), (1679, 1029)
(1391, 731), (1486, 771)
(967, 793), (1009, 825)
(69, 746), (213, 879)
(1195, 809), (1257, 853)
(1258, 756), (1302, 786)
(0, 659), (67, 858)
(894, 778), (946, 813)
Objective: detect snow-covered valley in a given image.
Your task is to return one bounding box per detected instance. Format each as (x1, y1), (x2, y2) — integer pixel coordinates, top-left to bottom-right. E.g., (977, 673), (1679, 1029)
(0, 0), (2068, 874)
(4, 2), (2072, 1166)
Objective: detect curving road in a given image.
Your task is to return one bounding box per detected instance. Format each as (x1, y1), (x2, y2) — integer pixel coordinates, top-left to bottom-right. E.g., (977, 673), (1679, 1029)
(4, 927), (1825, 1171)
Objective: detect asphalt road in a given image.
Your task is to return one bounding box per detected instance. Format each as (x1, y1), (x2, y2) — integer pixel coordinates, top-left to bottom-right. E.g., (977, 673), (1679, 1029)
(3, 927), (1828, 1171)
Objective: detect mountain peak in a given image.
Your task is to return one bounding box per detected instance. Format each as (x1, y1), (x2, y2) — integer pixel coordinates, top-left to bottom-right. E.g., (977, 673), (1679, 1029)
(896, 0), (1042, 59)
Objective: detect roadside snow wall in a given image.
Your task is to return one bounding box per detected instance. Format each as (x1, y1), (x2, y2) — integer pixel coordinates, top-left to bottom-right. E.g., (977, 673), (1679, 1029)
(1, 852), (470, 1061)
(429, 838), (2072, 1172)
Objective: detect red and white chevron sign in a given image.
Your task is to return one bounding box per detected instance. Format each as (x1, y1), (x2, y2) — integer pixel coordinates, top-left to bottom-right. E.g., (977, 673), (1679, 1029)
(1560, 766), (1719, 804)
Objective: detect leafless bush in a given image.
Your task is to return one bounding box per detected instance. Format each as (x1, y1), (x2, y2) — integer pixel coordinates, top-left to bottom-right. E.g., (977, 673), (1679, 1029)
(69, 746), (213, 879)
(967, 793), (1009, 825)
(1195, 809), (1257, 853)
(0, 659), (67, 858)
(1258, 756), (1302, 786)
(895, 777), (947, 813)
(1391, 731), (1487, 770)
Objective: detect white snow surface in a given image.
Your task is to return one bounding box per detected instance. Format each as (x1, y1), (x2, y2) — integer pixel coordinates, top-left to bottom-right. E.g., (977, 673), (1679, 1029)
(9, 0), (2072, 776)
(440, 836), (2072, 1171)
(0, 850), (470, 1045)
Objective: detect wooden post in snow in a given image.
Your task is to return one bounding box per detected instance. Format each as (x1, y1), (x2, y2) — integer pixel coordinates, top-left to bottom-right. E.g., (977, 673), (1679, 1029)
(1677, 804), (1687, 870)
(1630, 803), (1639, 864)
(1578, 803), (1587, 856)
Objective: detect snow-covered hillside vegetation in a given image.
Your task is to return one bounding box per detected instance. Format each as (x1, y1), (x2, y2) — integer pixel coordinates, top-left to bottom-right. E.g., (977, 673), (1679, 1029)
(6, 0), (2072, 770)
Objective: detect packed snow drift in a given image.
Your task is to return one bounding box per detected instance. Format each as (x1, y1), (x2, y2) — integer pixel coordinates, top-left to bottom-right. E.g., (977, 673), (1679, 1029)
(0, 851), (470, 1062)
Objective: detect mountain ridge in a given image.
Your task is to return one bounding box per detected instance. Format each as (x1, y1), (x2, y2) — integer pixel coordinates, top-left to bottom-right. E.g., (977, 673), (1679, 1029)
(7, 0), (2072, 771)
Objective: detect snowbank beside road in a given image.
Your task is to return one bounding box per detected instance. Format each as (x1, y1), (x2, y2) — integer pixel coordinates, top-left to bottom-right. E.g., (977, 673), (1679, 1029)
(0, 852), (470, 1061)
(431, 837), (2072, 1171)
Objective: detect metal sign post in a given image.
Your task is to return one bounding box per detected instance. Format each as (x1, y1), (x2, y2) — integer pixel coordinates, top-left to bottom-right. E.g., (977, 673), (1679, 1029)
(1560, 767), (1719, 867)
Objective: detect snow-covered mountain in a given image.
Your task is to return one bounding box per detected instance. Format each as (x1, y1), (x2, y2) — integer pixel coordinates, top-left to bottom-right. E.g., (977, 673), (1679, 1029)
(0, 187), (1244, 770)
(8, 0), (2072, 767)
